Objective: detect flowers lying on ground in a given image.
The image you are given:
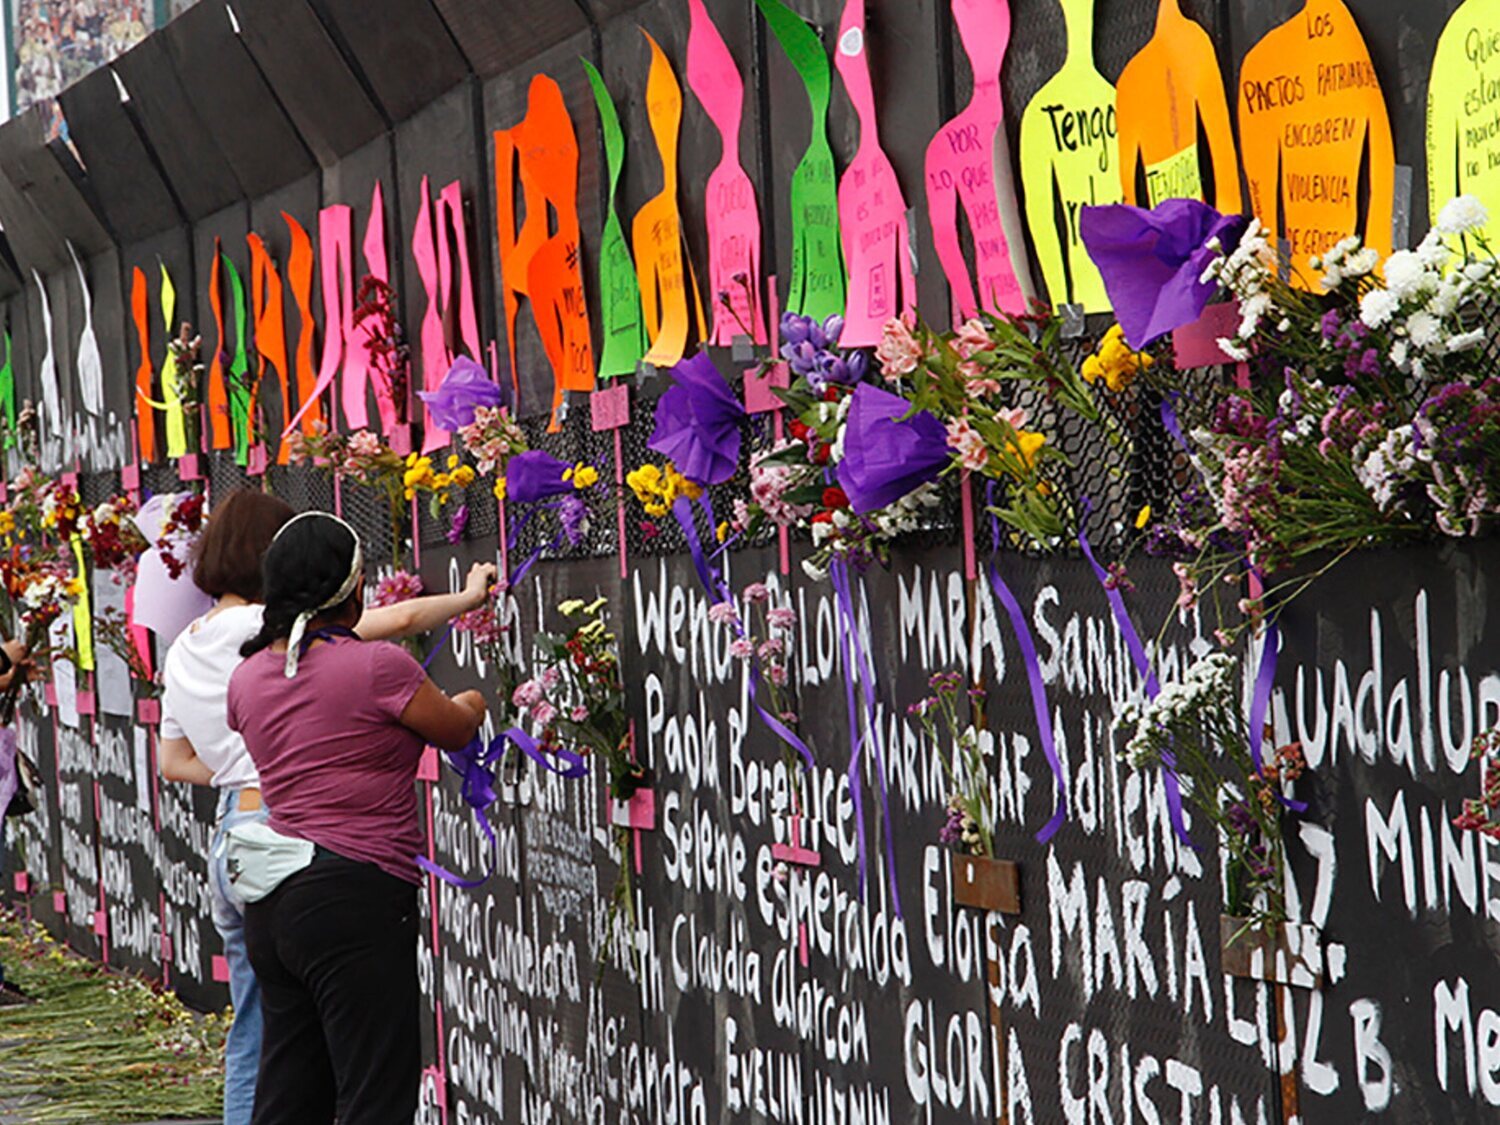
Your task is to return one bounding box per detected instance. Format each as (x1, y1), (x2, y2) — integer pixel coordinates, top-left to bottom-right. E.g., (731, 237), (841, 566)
(1119, 652), (1304, 933)
(912, 672), (994, 858)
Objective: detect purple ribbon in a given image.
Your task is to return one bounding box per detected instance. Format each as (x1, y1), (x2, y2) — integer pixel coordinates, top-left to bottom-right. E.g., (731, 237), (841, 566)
(417, 727), (588, 888)
(829, 557), (901, 917)
(671, 498), (816, 771)
(983, 487), (1068, 843)
(1077, 499), (1194, 849)
(1247, 621), (1307, 813)
(1158, 392), (1190, 454)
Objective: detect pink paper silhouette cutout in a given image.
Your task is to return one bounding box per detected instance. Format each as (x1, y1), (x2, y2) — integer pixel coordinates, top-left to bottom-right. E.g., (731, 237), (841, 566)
(411, 178), (452, 452)
(924, 0), (1027, 322)
(436, 180), (483, 364)
(835, 0), (915, 345)
(363, 182), (396, 432)
(687, 0), (766, 346)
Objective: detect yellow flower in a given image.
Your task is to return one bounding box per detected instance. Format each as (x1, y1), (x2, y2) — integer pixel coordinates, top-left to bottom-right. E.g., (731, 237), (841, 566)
(1008, 430), (1047, 471)
(716, 521), (730, 543)
(573, 464), (600, 490)
(1135, 505), (1152, 530)
(558, 599), (586, 616)
(626, 464), (663, 503)
(1082, 324), (1153, 393)
(65, 576), (85, 599)
(447, 455), (460, 469)
(493, 477), (507, 501)
(0, 512), (15, 536)
(452, 466), (476, 487)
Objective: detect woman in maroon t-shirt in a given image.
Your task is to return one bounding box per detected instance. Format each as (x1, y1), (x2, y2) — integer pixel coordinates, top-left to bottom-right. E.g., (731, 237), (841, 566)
(228, 512), (486, 1124)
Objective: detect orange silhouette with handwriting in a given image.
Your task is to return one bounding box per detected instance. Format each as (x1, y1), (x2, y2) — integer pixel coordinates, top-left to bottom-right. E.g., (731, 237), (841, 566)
(1237, 0), (1394, 287)
(1116, 0), (1240, 212)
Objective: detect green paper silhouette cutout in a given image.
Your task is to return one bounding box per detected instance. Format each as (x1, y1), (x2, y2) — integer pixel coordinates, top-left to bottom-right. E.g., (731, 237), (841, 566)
(223, 252), (253, 464)
(756, 0), (846, 321)
(0, 330), (13, 449)
(584, 59), (648, 378)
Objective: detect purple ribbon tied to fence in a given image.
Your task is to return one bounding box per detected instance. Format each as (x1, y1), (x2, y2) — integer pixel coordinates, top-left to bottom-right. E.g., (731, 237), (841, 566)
(1077, 497), (1196, 848)
(984, 483), (1069, 843)
(417, 727), (588, 889)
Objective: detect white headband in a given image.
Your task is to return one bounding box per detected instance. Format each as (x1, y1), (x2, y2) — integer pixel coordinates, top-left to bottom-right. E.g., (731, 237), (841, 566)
(274, 512), (364, 678)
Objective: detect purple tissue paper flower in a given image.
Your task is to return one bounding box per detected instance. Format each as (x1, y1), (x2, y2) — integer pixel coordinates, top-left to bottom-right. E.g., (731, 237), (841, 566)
(506, 450), (574, 505)
(835, 383), (950, 513)
(417, 356), (506, 431)
(1080, 199), (1249, 351)
(649, 352), (746, 486)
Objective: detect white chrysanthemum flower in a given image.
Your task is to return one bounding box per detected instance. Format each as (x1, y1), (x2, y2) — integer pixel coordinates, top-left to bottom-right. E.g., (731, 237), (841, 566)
(1382, 250), (1430, 299)
(1216, 338), (1250, 362)
(1389, 339), (1409, 368)
(1343, 246), (1381, 278)
(1435, 195), (1489, 236)
(1447, 329), (1486, 354)
(1359, 288), (1399, 328)
(1406, 311), (1442, 350)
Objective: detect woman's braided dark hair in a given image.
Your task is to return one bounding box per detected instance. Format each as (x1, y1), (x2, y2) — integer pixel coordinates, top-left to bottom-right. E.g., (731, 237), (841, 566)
(240, 514), (362, 658)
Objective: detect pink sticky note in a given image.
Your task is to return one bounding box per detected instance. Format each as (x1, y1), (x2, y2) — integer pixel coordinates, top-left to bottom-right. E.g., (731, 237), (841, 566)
(388, 424), (414, 457)
(76, 691), (96, 716)
(0, 481), (9, 504)
(590, 384), (630, 432)
(52, 891), (66, 914)
(93, 910), (108, 937)
(125, 586), (154, 681)
(687, 0), (766, 346)
(610, 788), (657, 831)
(212, 955), (231, 983)
(160, 933), (173, 962)
(177, 453), (201, 481)
(13, 871), (28, 893)
(44, 682), (57, 708)
(422, 1066), (448, 1111)
(1173, 301), (1242, 368)
(119, 465), (140, 492)
(247, 443), (269, 477)
(924, 0), (1027, 323)
(411, 181), (452, 452)
(835, 0), (916, 345)
(745, 363), (789, 414)
(417, 745), (441, 782)
(137, 698), (161, 725)
(60, 471), (78, 490)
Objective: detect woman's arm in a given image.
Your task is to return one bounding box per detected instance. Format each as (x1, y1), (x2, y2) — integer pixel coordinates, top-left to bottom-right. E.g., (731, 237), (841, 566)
(399, 681), (487, 752)
(159, 736), (217, 786)
(358, 562), (497, 642)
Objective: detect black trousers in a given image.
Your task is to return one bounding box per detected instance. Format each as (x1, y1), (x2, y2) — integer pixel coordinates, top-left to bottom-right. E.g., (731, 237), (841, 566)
(244, 850), (420, 1125)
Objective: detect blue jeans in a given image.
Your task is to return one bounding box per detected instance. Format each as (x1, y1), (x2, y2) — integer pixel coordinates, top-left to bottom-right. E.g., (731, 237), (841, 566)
(211, 787), (268, 1125)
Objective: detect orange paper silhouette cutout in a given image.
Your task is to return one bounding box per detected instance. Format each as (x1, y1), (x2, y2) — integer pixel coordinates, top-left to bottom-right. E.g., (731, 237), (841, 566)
(1237, 0), (1394, 287)
(247, 233), (291, 464)
(283, 212), (324, 438)
(495, 74), (595, 431)
(634, 31), (705, 370)
(207, 242), (231, 450)
(131, 266), (155, 463)
(1116, 0), (1241, 211)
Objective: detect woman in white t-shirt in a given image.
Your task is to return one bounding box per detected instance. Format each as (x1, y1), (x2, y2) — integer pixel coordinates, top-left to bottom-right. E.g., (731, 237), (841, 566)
(158, 489), (494, 1125)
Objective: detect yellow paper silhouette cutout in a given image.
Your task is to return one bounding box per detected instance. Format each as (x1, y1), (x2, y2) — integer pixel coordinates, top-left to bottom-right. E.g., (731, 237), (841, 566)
(1116, 0), (1241, 212)
(1238, 0), (1394, 288)
(633, 32), (704, 369)
(1429, 0), (1500, 240)
(1018, 0), (1121, 311)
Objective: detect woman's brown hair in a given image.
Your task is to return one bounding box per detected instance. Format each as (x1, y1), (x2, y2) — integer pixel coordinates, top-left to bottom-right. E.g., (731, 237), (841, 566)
(191, 489), (295, 602)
